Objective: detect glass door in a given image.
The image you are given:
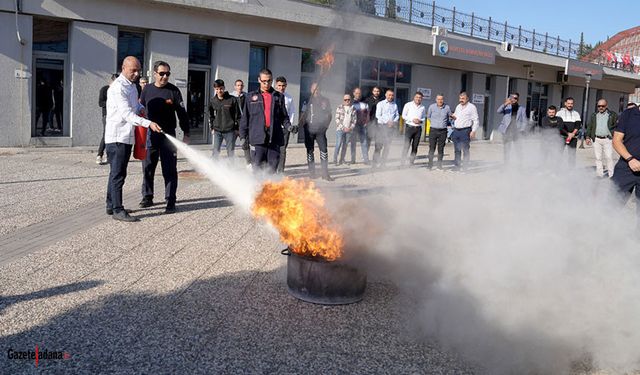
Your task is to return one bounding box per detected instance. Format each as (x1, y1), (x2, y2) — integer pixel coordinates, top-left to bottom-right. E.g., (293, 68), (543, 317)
(33, 54), (66, 137)
(187, 68), (210, 144)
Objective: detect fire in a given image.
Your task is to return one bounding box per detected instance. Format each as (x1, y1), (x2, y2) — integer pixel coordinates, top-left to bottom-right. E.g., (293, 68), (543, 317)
(315, 45), (335, 75)
(252, 178), (344, 261)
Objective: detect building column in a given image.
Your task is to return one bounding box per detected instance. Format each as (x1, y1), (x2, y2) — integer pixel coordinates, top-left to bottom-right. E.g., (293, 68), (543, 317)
(146, 30), (190, 139)
(69, 21), (117, 146)
(0, 13), (32, 147)
(469, 72), (487, 139)
(212, 39), (250, 87)
(547, 83), (563, 108)
(268, 45), (301, 125)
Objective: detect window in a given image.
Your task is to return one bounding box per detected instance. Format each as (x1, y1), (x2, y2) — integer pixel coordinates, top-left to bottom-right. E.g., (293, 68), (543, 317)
(346, 57), (361, 93)
(461, 73), (468, 93)
(301, 50), (317, 73)
(248, 46), (267, 92)
(33, 18), (68, 53)
(189, 37), (211, 65)
(361, 58), (379, 80)
(118, 30), (145, 72)
(396, 63), (411, 84)
(485, 76), (492, 91)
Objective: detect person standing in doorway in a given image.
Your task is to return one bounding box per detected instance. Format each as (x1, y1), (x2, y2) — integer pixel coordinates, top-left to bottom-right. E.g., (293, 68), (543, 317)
(450, 92), (479, 171)
(497, 93), (527, 165)
(105, 56), (162, 222)
(208, 79), (240, 159)
(352, 87), (370, 164)
(334, 93), (356, 166)
(52, 80), (64, 133)
(35, 80), (53, 135)
(231, 79), (252, 167)
(426, 94), (451, 169)
(400, 91), (426, 166)
(97, 73), (118, 165)
(239, 69), (290, 173)
(373, 89), (399, 169)
(586, 99), (618, 178)
(138, 61), (190, 214)
(275, 76), (298, 173)
(557, 97), (582, 167)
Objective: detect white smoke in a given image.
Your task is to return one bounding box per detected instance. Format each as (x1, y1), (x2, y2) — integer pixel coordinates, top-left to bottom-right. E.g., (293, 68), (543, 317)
(349, 136), (640, 374)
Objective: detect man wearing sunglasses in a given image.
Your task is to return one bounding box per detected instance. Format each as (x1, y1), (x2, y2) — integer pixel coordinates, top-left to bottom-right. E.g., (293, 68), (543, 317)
(496, 93), (527, 164)
(585, 99), (618, 178)
(239, 68), (291, 173)
(138, 60), (190, 214)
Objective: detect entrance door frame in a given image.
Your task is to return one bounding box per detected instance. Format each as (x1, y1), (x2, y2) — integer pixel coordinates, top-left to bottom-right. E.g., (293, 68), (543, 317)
(32, 51), (69, 138)
(187, 64), (211, 144)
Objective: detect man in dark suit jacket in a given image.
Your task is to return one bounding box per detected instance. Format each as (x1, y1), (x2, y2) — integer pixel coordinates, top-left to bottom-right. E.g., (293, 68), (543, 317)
(239, 69), (291, 173)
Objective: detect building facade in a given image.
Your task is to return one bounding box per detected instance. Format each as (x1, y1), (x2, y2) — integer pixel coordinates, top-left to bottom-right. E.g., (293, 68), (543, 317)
(1, 0), (639, 147)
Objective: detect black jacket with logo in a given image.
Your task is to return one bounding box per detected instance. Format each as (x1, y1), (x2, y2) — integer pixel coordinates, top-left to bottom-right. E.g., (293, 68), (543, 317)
(208, 92), (240, 133)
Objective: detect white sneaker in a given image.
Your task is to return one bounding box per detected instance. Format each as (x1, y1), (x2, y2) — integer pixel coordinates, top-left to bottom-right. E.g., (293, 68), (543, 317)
(96, 155), (102, 164)
(245, 163), (253, 171)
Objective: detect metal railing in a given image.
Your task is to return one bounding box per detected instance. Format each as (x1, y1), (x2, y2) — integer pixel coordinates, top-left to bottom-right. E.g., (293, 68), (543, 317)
(306, 0), (580, 59)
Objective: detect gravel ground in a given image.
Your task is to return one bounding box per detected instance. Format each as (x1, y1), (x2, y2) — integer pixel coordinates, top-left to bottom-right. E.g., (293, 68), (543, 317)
(0, 139), (614, 374)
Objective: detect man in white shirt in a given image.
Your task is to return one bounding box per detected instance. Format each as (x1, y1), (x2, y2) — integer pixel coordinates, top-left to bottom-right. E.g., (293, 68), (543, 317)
(556, 97), (582, 167)
(450, 92), (479, 170)
(275, 76), (298, 173)
(401, 91), (426, 165)
(105, 56), (162, 222)
(373, 89), (399, 168)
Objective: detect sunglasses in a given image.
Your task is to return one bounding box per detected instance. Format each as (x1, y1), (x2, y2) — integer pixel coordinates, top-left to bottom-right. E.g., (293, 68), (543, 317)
(156, 71), (171, 77)
(343, 98), (352, 101)
(597, 105), (606, 108)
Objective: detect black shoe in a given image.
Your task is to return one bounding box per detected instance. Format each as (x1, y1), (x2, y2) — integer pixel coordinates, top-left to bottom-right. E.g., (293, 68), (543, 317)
(164, 204), (176, 214)
(139, 197), (154, 208)
(322, 175), (335, 182)
(112, 210), (139, 222)
(107, 208), (131, 215)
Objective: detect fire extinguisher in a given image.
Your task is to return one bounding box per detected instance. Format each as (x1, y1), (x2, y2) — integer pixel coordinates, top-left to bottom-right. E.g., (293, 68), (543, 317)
(133, 109), (148, 160)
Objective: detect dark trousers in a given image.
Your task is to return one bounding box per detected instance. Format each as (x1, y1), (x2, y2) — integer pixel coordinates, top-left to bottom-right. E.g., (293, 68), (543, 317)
(252, 143), (280, 173)
(451, 128), (471, 167)
(401, 125), (422, 164)
(372, 124), (393, 167)
(354, 124), (369, 163)
(35, 109), (50, 135)
(106, 142), (133, 213)
(97, 114), (106, 157)
(212, 130), (237, 158)
(242, 138), (251, 164)
(612, 161), (640, 223)
(565, 137), (577, 167)
(142, 135), (178, 204)
(503, 125), (522, 164)
(304, 127), (330, 177)
(428, 127), (448, 168)
(277, 129), (291, 173)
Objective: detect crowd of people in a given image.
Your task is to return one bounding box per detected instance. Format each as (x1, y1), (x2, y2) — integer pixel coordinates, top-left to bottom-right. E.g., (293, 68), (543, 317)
(100, 55), (640, 224)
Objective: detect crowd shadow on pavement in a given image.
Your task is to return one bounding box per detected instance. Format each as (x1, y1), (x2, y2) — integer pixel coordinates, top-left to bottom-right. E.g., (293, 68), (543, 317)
(0, 267), (478, 374)
(0, 280), (104, 315)
(131, 196), (234, 219)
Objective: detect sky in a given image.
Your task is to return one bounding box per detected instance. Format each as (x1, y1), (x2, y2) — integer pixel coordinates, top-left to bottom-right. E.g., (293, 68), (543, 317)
(431, 0), (640, 46)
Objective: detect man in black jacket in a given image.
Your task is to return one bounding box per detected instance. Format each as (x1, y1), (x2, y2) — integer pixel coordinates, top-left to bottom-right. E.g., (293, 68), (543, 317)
(300, 82), (333, 181)
(239, 69), (291, 173)
(209, 79), (240, 159)
(231, 79), (251, 166)
(365, 86), (382, 155)
(138, 61), (190, 214)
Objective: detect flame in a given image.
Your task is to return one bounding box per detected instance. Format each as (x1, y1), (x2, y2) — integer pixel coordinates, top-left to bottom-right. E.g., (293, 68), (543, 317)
(252, 178), (344, 261)
(315, 45), (335, 75)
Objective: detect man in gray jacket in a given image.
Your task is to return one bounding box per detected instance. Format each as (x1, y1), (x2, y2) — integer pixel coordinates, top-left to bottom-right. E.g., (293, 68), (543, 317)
(497, 93), (527, 164)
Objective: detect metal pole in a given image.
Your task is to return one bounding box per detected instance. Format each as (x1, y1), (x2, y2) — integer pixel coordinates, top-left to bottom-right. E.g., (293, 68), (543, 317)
(532, 29), (536, 50)
(452, 7), (456, 32)
(556, 35), (560, 56)
(518, 26), (522, 47)
(487, 17), (492, 40)
(470, 12), (474, 37)
(544, 32), (548, 53)
(579, 74), (591, 149)
(503, 21), (507, 42)
(409, 0), (413, 23)
(431, 1), (435, 26)
(568, 39), (572, 58)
